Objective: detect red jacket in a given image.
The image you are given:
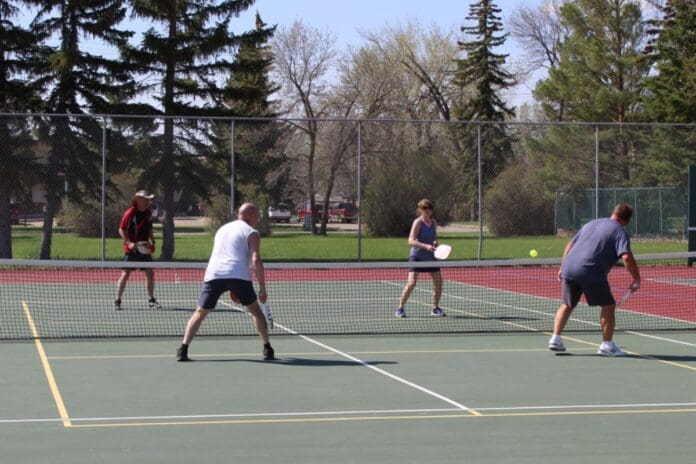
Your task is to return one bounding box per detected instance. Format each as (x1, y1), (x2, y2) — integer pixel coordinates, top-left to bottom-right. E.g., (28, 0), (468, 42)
(119, 207), (153, 253)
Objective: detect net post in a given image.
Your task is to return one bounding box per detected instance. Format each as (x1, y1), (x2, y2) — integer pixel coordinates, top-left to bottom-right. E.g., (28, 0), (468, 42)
(689, 166), (696, 266)
(101, 116), (107, 261)
(356, 121), (362, 261)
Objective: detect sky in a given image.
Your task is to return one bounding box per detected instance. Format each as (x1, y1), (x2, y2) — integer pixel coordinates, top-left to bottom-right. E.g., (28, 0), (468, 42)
(233, 0), (545, 107)
(15, 0), (545, 108)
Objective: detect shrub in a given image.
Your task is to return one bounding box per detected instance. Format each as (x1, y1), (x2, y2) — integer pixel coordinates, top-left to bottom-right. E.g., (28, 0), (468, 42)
(484, 164), (554, 236)
(363, 151), (458, 237)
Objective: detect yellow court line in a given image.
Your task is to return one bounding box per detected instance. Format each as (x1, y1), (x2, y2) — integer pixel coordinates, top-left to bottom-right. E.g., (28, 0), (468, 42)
(67, 406), (696, 428)
(22, 302), (72, 428)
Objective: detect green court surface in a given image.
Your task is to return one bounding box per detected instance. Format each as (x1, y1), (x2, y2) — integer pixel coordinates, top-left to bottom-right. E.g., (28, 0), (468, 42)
(2, 332), (696, 463)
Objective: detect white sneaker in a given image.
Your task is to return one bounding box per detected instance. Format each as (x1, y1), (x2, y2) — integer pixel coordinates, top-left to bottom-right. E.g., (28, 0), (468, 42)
(597, 344), (626, 357)
(548, 339), (566, 352)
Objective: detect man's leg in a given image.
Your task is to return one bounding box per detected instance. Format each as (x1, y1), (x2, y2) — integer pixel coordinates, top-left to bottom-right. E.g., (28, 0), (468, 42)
(246, 301), (275, 360)
(599, 303), (617, 342)
(114, 270), (131, 309)
(553, 303), (573, 336)
(177, 308), (209, 361)
(144, 269), (161, 308)
(145, 269), (155, 299)
(182, 308), (209, 345)
(245, 301), (269, 344)
(548, 303), (573, 351)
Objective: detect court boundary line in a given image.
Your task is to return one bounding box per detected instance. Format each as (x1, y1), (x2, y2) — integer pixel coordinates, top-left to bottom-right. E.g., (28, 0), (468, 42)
(21, 301), (72, 428)
(5, 401), (696, 428)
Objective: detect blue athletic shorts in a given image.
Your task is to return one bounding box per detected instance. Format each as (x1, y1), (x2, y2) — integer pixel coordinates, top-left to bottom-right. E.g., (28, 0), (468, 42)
(197, 279), (257, 309)
(562, 279), (615, 308)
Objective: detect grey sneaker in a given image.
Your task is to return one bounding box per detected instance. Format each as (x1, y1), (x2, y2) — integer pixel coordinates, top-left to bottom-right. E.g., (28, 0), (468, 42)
(597, 344), (626, 357)
(548, 339), (566, 352)
(148, 298), (162, 310)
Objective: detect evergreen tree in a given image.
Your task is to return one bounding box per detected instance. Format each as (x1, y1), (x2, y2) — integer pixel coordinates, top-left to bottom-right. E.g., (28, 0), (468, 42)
(125, 0), (273, 259)
(642, 0), (696, 123)
(0, 0), (47, 258)
(453, 0), (516, 219)
(531, 0), (650, 199)
(27, 0), (134, 259)
(206, 12), (283, 235)
(637, 0), (696, 186)
(535, 0), (649, 124)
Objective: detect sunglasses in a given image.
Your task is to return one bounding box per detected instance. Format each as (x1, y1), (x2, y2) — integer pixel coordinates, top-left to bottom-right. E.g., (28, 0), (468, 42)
(421, 206), (432, 210)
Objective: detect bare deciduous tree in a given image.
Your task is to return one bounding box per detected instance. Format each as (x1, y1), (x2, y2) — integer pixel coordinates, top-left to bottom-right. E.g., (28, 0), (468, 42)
(272, 20), (337, 234)
(509, 0), (567, 77)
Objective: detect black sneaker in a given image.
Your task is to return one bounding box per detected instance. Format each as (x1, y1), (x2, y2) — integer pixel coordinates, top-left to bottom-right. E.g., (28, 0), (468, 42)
(263, 344), (275, 361)
(114, 299), (122, 310)
(176, 345), (190, 362)
(148, 298), (162, 310)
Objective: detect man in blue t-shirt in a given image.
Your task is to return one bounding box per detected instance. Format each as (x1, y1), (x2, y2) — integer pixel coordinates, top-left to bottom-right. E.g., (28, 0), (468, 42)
(548, 203), (641, 357)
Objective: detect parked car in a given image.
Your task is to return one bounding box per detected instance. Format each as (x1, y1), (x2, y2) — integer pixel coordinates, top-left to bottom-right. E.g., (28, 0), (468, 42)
(9, 204), (19, 225)
(296, 203), (323, 223)
(329, 202), (357, 223)
(268, 204), (292, 223)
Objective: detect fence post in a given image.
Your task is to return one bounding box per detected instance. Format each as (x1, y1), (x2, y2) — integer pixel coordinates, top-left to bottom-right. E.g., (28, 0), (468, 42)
(357, 121), (362, 261)
(477, 124), (483, 260)
(101, 117), (107, 261)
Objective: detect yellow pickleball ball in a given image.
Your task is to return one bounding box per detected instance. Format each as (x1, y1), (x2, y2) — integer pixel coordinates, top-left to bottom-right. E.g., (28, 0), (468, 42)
(529, 249), (538, 258)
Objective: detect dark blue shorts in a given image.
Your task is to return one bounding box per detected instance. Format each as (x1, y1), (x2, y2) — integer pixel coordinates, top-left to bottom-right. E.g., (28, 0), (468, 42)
(408, 255), (440, 273)
(198, 279), (257, 309)
(562, 279), (615, 308)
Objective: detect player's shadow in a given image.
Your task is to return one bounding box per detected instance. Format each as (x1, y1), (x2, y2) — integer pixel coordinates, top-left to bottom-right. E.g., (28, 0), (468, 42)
(201, 357), (398, 367)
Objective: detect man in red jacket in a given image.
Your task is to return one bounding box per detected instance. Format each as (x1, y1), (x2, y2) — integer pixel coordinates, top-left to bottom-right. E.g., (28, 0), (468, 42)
(114, 190), (162, 310)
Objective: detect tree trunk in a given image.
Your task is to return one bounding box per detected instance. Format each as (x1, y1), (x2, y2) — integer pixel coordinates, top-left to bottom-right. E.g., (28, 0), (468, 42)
(39, 191), (60, 260)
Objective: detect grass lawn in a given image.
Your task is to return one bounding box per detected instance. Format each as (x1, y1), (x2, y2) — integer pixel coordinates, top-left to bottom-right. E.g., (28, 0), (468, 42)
(10, 225), (688, 261)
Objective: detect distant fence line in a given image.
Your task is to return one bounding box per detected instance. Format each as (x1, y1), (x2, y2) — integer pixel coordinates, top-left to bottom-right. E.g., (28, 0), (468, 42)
(1, 113), (693, 261)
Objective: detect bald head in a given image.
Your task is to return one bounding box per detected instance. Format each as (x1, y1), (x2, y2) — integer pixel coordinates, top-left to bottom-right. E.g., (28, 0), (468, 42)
(238, 203), (259, 224)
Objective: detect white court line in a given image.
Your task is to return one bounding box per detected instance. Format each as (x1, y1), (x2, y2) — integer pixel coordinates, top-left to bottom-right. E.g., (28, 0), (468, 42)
(218, 300), (479, 415)
(625, 331), (696, 348)
(5, 401), (696, 425)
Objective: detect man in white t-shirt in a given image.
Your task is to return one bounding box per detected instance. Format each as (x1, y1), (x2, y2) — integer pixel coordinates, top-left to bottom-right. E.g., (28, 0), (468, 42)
(177, 203), (274, 361)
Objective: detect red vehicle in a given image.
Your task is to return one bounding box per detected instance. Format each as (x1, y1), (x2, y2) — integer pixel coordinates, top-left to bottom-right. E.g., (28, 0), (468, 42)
(296, 204), (323, 222)
(329, 202), (357, 223)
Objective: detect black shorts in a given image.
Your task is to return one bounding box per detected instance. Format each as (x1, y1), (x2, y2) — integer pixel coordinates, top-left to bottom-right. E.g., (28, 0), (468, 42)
(122, 251), (153, 271)
(562, 279), (615, 308)
(198, 279), (257, 309)
(408, 255), (440, 273)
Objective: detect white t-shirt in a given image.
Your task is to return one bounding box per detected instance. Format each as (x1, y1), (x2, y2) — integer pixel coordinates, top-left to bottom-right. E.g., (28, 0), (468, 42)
(204, 220), (258, 282)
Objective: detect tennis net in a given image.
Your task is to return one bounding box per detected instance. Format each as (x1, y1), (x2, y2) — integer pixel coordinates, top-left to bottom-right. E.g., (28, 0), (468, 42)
(1, 253), (695, 339)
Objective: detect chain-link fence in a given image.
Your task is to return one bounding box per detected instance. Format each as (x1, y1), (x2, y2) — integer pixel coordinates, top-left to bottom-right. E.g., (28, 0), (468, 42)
(1, 114), (694, 261)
